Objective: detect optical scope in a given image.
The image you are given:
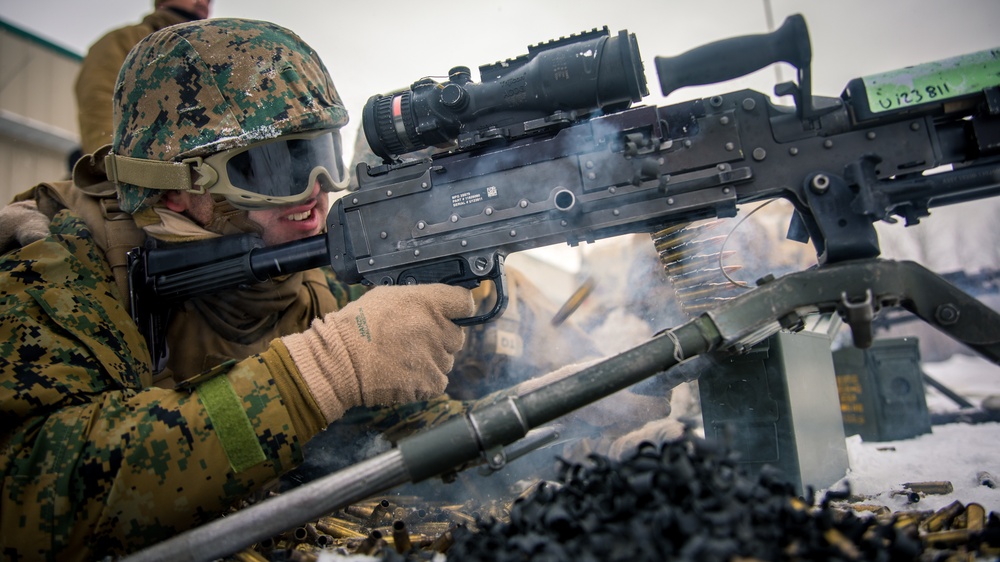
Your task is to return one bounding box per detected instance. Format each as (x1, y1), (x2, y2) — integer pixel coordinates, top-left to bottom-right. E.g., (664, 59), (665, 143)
(362, 27), (648, 161)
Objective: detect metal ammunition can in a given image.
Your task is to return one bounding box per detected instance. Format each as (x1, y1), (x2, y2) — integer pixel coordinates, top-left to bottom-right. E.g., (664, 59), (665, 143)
(833, 337), (931, 442)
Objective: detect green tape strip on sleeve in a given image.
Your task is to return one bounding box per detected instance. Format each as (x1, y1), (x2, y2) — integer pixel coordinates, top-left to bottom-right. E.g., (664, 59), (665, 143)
(197, 375), (267, 473)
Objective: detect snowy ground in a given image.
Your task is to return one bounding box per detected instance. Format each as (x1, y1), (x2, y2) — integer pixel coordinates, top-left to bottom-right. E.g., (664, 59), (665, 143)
(824, 353), (1000, 513)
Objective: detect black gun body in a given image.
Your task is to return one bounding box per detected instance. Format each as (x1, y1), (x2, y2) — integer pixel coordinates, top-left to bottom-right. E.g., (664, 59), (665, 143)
(332, 104), (734, 287)
(328, 88), (996, 291)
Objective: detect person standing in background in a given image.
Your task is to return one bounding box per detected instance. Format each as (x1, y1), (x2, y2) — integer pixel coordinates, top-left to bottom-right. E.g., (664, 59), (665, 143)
(74, 0), (211, 156)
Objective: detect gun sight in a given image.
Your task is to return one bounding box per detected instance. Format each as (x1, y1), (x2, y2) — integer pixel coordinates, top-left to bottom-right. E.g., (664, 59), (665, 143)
(362, 27), (648, 161)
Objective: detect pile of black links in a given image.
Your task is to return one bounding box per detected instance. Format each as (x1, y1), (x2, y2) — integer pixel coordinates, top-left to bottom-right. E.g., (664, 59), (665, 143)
(436, 433), (924, 562)
(367, 430), (1000, 561)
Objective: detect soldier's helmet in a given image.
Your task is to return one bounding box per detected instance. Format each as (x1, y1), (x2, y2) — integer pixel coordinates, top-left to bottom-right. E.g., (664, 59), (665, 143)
(105, 18), (350, 213)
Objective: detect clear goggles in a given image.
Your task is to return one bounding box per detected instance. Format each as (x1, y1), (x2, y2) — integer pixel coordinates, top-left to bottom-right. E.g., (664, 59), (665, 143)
(105, 129), (350, 210)
(197, 129), (350, 209)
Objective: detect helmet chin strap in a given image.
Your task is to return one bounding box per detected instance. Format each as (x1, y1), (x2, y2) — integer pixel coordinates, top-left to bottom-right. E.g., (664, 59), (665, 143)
(203, 195), (265, 237)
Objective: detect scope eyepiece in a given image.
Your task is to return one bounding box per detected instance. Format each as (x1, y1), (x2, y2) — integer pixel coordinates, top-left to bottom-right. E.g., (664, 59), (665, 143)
(362, 27), (648, 162)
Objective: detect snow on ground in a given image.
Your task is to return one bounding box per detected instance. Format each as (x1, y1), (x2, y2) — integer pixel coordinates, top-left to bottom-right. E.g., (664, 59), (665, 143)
(924, 354), (1000, 411)
(840, 423), (1000, 512)
(824, 353), (1000, 513)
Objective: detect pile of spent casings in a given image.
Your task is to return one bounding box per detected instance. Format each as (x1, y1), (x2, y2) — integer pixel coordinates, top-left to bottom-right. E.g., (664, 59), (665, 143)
(247, 428), (1000, 562)
(416, 430), (989, 562)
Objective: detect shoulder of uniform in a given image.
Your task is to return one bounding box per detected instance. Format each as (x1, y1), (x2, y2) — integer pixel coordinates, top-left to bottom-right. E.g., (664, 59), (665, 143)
(1, 210), (111, 287)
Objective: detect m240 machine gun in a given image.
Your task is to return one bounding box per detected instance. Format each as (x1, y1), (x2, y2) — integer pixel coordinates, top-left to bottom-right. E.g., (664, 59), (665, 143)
(130, 15), (1000, 369)
(125, 15), (1000, 561)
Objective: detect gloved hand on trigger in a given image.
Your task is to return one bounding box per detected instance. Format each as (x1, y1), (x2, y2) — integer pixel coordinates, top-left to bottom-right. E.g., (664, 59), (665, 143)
(0, 200), (49, 254)
(282, 284), (475, 423)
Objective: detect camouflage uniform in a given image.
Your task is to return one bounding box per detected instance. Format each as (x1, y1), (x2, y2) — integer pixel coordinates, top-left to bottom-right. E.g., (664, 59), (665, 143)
(0, 19), (354, 559)
(0, 209), (334, 559)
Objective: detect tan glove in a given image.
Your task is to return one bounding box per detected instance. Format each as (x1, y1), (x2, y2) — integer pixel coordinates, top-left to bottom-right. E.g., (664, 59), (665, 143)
(0, 200), (49, 254)
(282, 284), (475, 423)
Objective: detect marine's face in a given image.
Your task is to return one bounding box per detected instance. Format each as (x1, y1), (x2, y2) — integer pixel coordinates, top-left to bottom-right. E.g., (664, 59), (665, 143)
(247, 181), (330, 246)
(167, 180), (328, 246)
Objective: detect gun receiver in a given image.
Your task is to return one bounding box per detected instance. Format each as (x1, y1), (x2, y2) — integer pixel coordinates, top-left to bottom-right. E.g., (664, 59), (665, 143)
(128, 16), (1000, 372)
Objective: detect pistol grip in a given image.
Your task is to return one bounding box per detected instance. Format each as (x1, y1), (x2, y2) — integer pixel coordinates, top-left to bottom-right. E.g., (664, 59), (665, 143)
(383, 255), (510, 326)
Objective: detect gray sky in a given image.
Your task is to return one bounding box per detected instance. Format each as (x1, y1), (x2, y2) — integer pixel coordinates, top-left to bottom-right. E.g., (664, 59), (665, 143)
(2, 0), (999, 161)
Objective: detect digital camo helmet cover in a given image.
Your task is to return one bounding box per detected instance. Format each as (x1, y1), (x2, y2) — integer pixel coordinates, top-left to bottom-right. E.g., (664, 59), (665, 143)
(112, 18), (349, 213)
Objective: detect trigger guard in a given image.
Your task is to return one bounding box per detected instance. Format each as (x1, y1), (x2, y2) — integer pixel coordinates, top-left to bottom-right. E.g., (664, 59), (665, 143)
(454, 255), (508, 326)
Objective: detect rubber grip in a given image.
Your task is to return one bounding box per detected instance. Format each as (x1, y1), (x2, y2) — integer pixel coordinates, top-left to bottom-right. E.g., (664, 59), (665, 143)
(655, 14), (811, 97)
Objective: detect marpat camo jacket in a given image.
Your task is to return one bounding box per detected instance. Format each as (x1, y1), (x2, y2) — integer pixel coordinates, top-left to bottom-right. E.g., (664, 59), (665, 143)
(0, 209), (326, 560)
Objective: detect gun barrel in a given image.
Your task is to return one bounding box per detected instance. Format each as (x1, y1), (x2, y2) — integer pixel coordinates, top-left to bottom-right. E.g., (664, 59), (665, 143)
(881, 162), (1000, 217)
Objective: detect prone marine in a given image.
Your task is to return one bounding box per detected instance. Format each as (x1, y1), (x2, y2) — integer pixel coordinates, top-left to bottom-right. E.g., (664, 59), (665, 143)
(0, 17), (674, 560)
(0, 18), (473, 560)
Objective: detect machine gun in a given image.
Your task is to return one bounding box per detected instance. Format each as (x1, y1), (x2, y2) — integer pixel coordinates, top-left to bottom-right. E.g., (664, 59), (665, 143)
(124, 15), (1000, 562)
(129, 15), (1000, 372)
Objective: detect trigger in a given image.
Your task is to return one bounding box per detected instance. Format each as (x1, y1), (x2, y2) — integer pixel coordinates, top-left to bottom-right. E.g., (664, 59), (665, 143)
(786, 210), (810, 244)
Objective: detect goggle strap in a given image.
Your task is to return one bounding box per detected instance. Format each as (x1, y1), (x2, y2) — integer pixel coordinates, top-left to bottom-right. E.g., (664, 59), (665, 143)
(104, 152), (211, 194)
